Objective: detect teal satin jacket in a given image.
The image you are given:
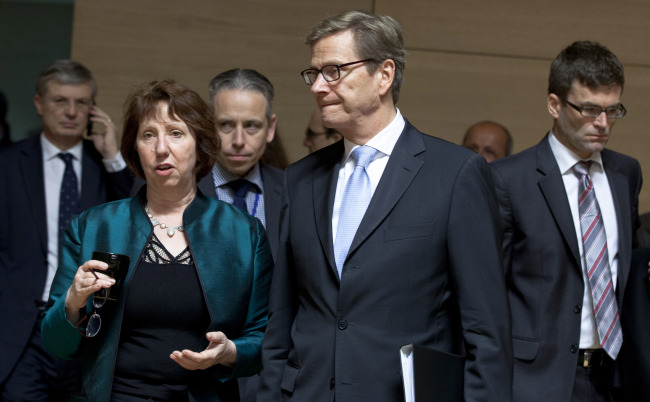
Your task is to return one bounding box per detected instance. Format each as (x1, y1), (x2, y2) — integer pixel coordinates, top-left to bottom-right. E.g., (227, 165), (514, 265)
(41, 189), (273, 402)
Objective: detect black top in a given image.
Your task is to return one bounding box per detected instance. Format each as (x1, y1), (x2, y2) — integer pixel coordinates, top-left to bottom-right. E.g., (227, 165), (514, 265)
(112, 235), (209, 401)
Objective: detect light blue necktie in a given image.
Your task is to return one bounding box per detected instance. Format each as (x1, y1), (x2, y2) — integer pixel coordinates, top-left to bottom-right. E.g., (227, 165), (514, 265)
(334, 145), (377, 277)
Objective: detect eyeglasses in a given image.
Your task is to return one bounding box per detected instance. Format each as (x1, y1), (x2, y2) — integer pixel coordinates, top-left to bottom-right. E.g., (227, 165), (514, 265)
(565, 100), (627, 119)
(300, 59), (373, 85)
(47, 96), (93, 113)
(76, 283), (106, 338)
(305, 127), (338, 138)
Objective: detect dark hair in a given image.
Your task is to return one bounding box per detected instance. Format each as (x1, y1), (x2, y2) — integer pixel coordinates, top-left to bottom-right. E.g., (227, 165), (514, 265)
(208, 68), (274, 121)
(306, 10), (406, 104)
(463, 120), (513, 156)
(36, 59), (97, 100)
(548, 41), (624, 100)
(261, 128), (289, 170)
(121, 79), (220, 180)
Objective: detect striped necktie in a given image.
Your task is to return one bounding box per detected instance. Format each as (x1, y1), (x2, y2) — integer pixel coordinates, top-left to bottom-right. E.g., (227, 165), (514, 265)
(573, 160), (622, 359)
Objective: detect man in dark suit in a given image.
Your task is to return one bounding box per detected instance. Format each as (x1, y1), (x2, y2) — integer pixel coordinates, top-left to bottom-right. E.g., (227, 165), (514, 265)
(203, 68), (282, 260)
(0, 60), (133, 400)
(617, 248), (650, 401)
(490, 41), (642, 401)
(206, 68), (282, 402)
(258, 10), (512, 402)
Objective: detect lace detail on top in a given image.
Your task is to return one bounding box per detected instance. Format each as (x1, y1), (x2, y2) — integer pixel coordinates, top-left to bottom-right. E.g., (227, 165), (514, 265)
(142, 233), (193, 265)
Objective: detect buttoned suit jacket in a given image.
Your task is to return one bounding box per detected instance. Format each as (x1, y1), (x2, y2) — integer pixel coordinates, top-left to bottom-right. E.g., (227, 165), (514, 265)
(489, 134), (641, 402)
(0, 135), (133, 384)
(258, 121), (513, 402)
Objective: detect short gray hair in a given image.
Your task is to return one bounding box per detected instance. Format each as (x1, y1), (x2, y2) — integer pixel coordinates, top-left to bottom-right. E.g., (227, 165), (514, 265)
(36, 59), (97, 100)
(306, 10), (406, 104)
(208, 68), (274, 121)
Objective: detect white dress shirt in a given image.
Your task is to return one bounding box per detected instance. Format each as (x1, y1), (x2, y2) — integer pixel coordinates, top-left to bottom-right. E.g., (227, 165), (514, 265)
(548, 132), (619, 349)
(332, 108), (405, 241)
(41, 134), (126, 301)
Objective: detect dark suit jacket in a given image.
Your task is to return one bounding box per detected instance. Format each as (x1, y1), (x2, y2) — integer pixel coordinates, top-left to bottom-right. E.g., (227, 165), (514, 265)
(617, 247), (650, 401)
(0, 135), (133, 384)
(198, 162), (282, 259)
(258, 122), (513, 402)
(490, 134), (642, 402)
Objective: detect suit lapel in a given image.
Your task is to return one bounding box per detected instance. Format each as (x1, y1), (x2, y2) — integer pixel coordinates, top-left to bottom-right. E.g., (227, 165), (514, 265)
(313, 142), (344, 275)
(19, 137), (47, 253)
(346, 123), (424, 261)
(197, 175), (216, 198)
(261, 163), (282, 231)
(80, 141), (102, 211)
(602, 152), (632, 304)
(536, 135), (581, 268)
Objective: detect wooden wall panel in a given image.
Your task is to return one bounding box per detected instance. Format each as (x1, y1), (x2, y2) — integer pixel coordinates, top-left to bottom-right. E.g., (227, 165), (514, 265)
(71, 0), (371, 162)
(376, 0), (650, 67)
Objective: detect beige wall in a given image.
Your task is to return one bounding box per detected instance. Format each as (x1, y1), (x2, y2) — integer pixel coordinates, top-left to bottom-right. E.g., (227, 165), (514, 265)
(72, 0), (650, 212)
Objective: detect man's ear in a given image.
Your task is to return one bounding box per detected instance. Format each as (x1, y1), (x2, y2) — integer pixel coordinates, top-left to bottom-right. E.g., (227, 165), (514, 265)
(377, 59), (395, 98)
(548, 93), (561, 119)
(266, 114), (277, 143)
(34, 94), (44, 116)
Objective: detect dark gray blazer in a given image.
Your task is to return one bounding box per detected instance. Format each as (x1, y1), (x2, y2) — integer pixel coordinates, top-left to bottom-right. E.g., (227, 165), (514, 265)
(259, 121), (513, 402)
(0, 135), (133, 384)
(490, 134), (642, 402)
(197, 162), (282, 259)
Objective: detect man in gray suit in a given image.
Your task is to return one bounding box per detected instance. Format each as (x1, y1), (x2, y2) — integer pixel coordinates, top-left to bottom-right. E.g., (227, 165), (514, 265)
(258, 10), (512, 402)
(490, 41), (641, 401)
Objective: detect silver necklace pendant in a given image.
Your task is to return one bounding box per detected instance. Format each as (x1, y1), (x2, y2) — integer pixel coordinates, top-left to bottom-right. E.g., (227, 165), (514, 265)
(145, 206), (184, 237)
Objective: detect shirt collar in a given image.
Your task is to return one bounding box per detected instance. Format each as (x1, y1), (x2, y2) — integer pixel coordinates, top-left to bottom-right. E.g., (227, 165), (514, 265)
(40, 133), (83, 162)
(212, 161), (264, 192)
(548, 131), (603, 175)
(341, 108), (405, 162)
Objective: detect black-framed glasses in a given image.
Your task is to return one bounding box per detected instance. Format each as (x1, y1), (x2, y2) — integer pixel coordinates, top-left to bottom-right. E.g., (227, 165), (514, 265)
(76, 289), (106, 338)
(300, 59), (373, 85)
(565, 100), (627, 119)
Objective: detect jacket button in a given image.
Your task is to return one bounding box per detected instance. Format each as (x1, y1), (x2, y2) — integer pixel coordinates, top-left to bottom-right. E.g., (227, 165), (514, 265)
(574, 305), (582, 314)
(337, 319), (348, 330)
(330, 378), (335, 389)
(570, 344), (578, 353)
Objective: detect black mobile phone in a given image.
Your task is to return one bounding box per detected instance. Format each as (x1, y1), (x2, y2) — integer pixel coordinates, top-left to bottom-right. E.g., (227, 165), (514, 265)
(86, 103), (95, 136)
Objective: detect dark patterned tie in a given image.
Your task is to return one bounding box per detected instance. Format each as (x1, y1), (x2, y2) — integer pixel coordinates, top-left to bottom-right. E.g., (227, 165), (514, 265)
(58, 153), (80, 244)
(573, 161), (622, 359)
(227, 179), (252, 212)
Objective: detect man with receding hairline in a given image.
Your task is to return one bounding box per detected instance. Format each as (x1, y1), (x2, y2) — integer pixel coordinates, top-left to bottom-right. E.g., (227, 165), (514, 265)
(462, 120), (512, 162)
(259, 10), (512, 402)
(0, 59), (133, 400)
